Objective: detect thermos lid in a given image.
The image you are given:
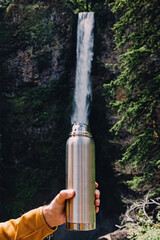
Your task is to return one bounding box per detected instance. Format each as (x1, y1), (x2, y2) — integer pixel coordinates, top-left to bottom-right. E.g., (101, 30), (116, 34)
(70, 123), (92, 137)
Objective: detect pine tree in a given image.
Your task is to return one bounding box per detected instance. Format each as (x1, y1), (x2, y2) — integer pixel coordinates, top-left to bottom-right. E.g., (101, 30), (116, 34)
(104, 0), (160, 191)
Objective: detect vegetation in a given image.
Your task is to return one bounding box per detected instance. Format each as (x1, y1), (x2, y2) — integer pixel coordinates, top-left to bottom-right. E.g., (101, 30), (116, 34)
(64, 0), (106, 13)
(113, 190), (160, 239)
(128, 225), (160, 240)
(0, 76), (72, 218)
(4, 2), (58, 48)
(104, 0), (160, 193)
(0, 0), (12, 9)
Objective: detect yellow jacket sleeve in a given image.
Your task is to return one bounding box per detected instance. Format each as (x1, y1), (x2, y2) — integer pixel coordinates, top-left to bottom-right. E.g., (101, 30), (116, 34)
(0, 206), (57, 240)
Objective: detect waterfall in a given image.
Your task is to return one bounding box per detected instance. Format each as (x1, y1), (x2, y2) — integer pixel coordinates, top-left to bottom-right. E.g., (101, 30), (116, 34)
(71, 12), (94, 124)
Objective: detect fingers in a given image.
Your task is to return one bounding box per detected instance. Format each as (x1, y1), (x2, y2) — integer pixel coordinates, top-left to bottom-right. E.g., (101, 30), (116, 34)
(95, 182), (100, 213)
(56, 189), (75, 204)
(55, 183), (100, 212)
(95, 207), (99, 213)
(95, 199), (100, 207)
(95, 189), (100, 199)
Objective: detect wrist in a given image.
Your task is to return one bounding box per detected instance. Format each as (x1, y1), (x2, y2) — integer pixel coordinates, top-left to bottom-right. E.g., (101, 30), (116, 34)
(43, 205), (56, 229)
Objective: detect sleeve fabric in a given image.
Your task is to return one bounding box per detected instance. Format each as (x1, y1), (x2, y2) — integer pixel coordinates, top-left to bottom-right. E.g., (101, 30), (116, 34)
(0, 206), (57, 240)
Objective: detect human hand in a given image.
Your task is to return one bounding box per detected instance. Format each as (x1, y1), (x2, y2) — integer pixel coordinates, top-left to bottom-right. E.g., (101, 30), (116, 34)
(95, 182), (100, 213)
(43, 182), (100, 228)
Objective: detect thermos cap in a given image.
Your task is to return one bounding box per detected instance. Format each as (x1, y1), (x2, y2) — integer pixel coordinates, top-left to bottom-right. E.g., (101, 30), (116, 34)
(70, 123), (92, 137)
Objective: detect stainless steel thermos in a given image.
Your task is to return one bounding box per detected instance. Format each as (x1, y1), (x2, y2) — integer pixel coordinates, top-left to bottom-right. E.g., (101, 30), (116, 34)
(66, 123), (96, 231)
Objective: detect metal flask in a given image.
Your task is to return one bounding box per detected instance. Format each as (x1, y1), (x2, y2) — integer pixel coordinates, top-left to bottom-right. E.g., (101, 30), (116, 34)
(66, 123), (96, 231)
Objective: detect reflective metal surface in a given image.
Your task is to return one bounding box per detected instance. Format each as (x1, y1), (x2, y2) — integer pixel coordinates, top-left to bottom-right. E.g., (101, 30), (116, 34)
(66, 222), (95, 231)
(66, 123), (96, 231)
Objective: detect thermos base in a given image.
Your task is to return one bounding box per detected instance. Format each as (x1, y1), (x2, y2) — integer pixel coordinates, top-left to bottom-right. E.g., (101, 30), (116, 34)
(66, 222), (96, 231)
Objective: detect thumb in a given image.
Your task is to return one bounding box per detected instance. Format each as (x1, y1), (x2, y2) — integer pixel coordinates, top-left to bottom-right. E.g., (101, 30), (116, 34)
(55, 189), (75, 204)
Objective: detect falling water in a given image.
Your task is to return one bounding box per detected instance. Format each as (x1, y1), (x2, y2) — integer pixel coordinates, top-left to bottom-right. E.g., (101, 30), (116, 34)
(71, 12), (94, 124)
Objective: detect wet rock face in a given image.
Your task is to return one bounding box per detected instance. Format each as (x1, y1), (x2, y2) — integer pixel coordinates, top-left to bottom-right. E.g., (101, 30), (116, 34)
(3, 2), (74, 88)
(5, 48), (39, 85)
(4, 44), (64, 86)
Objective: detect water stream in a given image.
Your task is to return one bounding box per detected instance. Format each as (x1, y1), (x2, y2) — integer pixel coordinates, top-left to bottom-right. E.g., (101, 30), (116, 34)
(71, 12), (94, 124)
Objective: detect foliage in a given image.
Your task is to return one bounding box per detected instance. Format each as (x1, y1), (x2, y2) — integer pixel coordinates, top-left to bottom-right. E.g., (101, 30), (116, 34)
(5, 167), (49, 218)
(64, 0), (90, 13)
(0, 0), (12, 9)
(64, 0), (106, 13)
(128, 224), (160, 240)
(1, 75), (72, 218)
(127, 176), (144, 191)
(0, 0), (12, 44)
(14, 2), (55, 48)
(128, 207), (160, 240)
(104, 0), (160, 190)
(121, 195), (160, 240)
(3, 1), (71, 48)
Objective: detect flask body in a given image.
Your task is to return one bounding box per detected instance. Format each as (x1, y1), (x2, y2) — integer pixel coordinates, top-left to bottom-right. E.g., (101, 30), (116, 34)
(66, 123), (96, 231)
